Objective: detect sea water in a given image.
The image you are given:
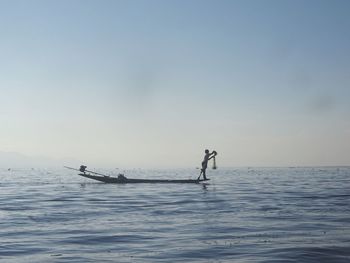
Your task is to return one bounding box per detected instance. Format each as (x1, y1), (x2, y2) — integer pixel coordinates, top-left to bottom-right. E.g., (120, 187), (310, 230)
(0, 167), (349, 262)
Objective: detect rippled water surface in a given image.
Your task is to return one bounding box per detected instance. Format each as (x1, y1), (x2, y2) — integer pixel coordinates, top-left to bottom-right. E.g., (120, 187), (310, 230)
(1, 167), (350, 262)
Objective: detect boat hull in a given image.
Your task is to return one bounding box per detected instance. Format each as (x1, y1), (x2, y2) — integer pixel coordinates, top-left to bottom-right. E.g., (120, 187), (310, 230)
(79, 173), (209, 184)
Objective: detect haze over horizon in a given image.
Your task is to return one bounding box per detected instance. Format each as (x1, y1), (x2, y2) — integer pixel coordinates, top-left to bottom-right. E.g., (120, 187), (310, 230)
(1, 0), (350, 168)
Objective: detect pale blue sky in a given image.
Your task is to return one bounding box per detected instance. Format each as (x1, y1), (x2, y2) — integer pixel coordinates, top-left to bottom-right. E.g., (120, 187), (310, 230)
(1, 0), (349, 167)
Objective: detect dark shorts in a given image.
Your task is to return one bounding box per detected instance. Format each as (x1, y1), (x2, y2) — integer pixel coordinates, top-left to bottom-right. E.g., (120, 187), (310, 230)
(201, 161), (207, 169)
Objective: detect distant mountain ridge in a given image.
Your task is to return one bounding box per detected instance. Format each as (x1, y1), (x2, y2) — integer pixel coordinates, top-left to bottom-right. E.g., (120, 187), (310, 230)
(0, 151), (80, 168)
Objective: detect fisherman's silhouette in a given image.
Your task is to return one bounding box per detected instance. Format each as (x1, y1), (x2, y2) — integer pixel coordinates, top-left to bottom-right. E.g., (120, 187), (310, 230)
(200, 149), (217, 180)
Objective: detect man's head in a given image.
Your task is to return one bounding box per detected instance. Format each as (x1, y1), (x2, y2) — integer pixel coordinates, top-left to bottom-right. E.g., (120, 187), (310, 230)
(205, 149), (209, 154)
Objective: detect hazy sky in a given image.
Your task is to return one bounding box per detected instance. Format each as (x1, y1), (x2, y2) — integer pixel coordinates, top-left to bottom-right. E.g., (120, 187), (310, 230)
(1, 0), (349, 168)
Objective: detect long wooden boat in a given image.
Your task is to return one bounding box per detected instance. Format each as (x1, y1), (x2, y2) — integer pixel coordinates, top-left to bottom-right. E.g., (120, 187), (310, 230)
(79, 173), (209, 184)
(64, 166), (209, 184)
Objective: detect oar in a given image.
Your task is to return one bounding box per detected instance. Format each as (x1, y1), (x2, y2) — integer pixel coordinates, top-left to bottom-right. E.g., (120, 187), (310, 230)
(64, 166), (109, 177)
(64, 166), (79, 171)
(197, 169), (203, 180)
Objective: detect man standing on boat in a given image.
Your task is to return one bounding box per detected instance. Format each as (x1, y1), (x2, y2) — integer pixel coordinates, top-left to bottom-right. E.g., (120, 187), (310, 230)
(201, 149), (217, 180)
